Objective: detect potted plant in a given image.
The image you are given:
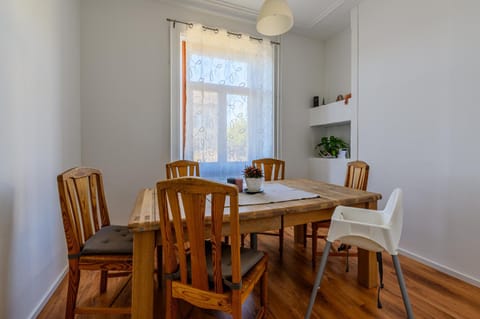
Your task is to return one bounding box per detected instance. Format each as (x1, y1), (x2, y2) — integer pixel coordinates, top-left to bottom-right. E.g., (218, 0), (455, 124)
(243, 166), (264, 193)
(315, 136), (349, 158)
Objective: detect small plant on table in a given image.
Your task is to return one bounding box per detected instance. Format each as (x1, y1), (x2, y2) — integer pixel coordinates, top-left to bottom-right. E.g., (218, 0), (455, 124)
(243, 166), (264, 192)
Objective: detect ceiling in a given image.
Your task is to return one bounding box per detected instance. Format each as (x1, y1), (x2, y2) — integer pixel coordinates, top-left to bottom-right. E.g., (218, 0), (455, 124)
(160, 0), (362, 40)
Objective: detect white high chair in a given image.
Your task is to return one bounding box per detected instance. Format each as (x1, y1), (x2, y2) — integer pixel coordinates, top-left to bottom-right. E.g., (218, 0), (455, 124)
(305, 188), (414, 318)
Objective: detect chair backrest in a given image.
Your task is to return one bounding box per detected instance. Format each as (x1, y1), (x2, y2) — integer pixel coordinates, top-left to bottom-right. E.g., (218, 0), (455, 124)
(57, 167), (110, 256)
(166, 160), (200, 179)
(156, 177), (240, 293)
(344, 161), (369, 190)
(381, 188), (404, 251)
(252, 158), (285, 181)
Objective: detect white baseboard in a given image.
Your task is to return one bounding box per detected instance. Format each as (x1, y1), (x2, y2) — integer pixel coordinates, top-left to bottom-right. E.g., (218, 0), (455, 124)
(28, 266), (68, 319)
(398, 248), (480, 288)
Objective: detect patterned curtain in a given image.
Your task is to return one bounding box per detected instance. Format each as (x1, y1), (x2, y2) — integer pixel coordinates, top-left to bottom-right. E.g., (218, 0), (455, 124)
(182, 24), (274, 180)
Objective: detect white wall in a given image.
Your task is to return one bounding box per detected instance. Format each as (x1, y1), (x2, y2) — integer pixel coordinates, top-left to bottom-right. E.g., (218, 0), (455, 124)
(81, 0), (322, 223)
(324, 28), (351, 103)
(0, 0), (81, 318)
(358, 0), (480, 285)
(322, 28), (352, 148)
(280, 34), (324, 178)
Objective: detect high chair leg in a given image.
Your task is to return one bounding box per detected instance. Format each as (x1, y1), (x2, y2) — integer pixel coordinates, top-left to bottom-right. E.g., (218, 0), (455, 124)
(392, 255), (414, 319)
(305, 241), (332, 319)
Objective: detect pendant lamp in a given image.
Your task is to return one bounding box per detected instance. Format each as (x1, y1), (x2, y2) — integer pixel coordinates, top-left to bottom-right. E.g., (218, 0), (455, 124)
(256, 0), (294, 36)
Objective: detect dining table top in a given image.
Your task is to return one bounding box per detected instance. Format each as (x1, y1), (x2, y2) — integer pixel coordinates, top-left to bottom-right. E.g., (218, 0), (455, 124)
(128, 178), (382, 233)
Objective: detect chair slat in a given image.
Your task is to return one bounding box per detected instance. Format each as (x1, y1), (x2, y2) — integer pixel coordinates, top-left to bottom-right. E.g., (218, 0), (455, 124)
(183, 192), (209, 290)
(228, 194), (241, 285)
(66, 179), (84, 245)
(89, 175), (100, 232)
(166, 188), (189, 284)
(157, 188), (177, 270)
(211, 193), (226, 293)
(96, 173), (110, 227)
(61, 179), (82, 253)
(74, 176), (95, 241)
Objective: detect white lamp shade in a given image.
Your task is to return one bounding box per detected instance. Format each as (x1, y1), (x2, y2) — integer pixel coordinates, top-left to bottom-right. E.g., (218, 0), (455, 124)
(256, 0), (294, 36)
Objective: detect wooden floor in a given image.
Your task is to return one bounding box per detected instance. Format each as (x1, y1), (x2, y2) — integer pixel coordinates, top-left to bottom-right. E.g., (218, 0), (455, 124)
(38, 227), (480, 318)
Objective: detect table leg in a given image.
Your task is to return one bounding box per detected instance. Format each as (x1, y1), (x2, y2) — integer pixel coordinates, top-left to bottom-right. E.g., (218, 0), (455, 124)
(132, 231), (155, 319)
(293, 225), (305, 245)
(250, 233), (258, 249)
(357, 248), (377, 288)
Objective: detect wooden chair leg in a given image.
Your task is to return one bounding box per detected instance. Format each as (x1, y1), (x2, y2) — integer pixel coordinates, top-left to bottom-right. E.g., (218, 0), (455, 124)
(311, 222), (318, 268)
(66, 259), (80, 319)
(231, 290), (242, 319)
(279, 217), (284, 258)
(156, 245), (163, 289)
(303, 224), (308, 248)
(165, 280), (176, 319)
(260, 265), (268, 318)
(100, 270), (108, 293)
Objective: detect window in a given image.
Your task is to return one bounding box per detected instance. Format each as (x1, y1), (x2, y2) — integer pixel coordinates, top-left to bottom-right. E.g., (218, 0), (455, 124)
(171, 23), (279, 180)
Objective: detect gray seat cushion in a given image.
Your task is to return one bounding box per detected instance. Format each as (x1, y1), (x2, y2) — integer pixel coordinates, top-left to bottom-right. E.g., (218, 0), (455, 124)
(82, 225), (133, 255)
(204, 241), (265, 283)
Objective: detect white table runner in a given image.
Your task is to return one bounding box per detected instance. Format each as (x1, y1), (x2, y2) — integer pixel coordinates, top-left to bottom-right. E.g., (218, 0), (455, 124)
(225, 182), (320, 207)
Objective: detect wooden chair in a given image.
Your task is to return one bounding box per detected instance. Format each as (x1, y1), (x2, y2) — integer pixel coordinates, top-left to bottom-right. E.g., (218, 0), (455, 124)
(57, 167), (132, 318)
(343, 160), (370, 190)
(166, 160), (200, 179)
(252, 158), (285, 182)
(157, 177), (268, 319)
(310, 160), (369, 268)
(252, 158), (286, 257)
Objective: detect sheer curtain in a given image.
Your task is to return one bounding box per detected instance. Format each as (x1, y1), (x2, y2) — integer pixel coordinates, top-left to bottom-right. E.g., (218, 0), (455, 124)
(178, 24), (275, 180)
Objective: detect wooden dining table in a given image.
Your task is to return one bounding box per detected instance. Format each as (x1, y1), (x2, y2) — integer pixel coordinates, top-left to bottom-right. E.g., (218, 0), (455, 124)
(128, 178), (382, 319)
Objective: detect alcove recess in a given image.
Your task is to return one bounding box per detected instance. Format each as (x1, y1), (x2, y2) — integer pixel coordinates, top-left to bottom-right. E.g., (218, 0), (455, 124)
(308, 12), (359, 185)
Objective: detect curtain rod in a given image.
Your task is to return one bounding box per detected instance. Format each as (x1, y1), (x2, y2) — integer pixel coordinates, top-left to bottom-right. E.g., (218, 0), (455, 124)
(166, 18), (280, 45)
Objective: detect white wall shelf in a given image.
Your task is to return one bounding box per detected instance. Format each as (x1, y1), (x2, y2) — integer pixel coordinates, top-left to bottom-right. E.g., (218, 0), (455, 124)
(309, 100), (351, 127)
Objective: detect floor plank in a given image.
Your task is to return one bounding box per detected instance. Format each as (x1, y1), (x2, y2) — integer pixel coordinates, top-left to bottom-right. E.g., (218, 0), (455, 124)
(38, 227), (480, 318)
